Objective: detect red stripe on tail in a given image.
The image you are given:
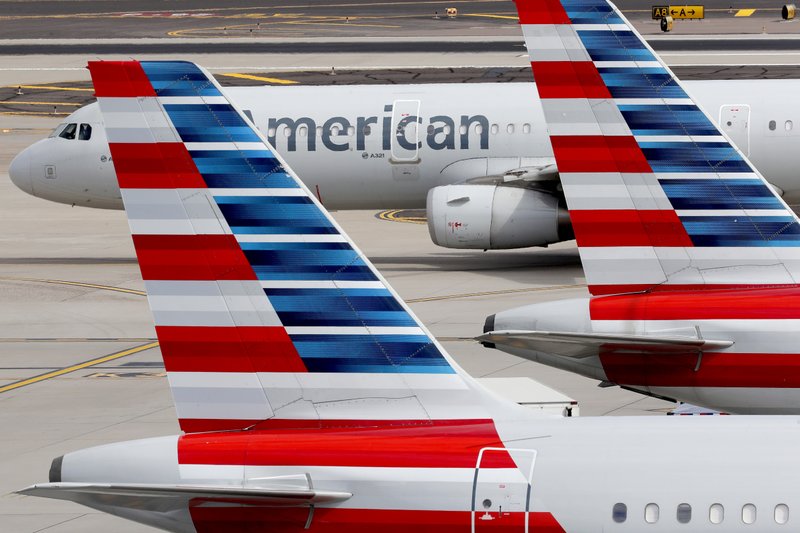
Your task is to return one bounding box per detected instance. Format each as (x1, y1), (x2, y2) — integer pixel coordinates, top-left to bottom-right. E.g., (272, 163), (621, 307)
(157, 325), (307, 373)
(516, 0), (571, 24)
(88, 61), (156, 98)
(132, 234), (257, 281)
(551, 135), (652, 173)
(570, 209), (693, 247)
(110, 143), (206, 189)
(531, 61), (611, 99)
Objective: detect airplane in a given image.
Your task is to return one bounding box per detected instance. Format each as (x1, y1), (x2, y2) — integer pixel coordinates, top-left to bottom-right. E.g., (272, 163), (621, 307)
(17, 8), (800, 527)
(10, 77), (800, 251)
(479, 0), (800, 415)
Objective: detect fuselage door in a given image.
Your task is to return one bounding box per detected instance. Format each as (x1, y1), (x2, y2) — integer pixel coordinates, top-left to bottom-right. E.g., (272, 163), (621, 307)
(391, 99), (422, 164)
(719, 104), (751, 156)
(472, 448), (537, 533)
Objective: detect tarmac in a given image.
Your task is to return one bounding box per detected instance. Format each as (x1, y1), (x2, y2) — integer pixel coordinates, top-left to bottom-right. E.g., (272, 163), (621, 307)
(0, 113), (674, 532)
(1, 0), (799, 531)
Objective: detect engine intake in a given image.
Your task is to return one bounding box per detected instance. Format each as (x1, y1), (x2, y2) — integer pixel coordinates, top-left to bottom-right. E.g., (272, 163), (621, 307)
(426, 184), (571, 249)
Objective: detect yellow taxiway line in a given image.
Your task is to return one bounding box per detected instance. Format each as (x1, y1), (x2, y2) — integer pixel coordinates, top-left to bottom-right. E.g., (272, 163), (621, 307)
(219, 72), (298, 85)
(0, 101), (81, 107)
(9, 84), (93, 92)
(406, 284), (585, 303)
(377, 209), (427, 225)
(0, 341), (160, 394)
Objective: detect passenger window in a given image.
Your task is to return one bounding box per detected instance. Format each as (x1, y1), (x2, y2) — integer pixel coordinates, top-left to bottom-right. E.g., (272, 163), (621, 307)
(298, 125), (307, 138)
(522, 123), (531, 134)
(267, 127), (276, 137)
(459, 125), (467, 135)
(347, 126), (355, 136)
(427, 125), (435, 135)
(677, 503), (692, 524)
(612, 503), (627, 523)
(769, 120), (777, 131)
(474, 124), (483, 134)
(786, 120), (794, 132)
(283, 126), (291, 137)
(507, 124), (515, 134)
(645, 503), (660, 524)
(78, 123), (92, 141)
(490, 124), (499, 135)
(363, 125), (372, 136)
(59, 123), (77, 140)
(775, 504), (789, 524)
(742, 503), (756, 524)
(709, 503), (724, 524)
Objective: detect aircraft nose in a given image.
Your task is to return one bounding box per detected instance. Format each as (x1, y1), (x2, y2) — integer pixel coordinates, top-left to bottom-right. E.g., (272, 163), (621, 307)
(9, 147), (32, 194)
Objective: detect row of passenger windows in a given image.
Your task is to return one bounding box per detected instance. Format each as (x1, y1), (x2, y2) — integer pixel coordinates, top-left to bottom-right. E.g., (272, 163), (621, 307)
(768, 120), (794, 132)
(50, 122), (92, 141)
(266, 123), (534, 138)
(612, 502), (790, 525)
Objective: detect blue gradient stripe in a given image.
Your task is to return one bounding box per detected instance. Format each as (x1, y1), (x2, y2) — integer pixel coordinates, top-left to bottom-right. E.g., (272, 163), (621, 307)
(561, 0), (623, 24)
(216, 196), (338, 235)
(660, 179), (784, 210)
(140, 61), (222, 97)
(639, 142), (751, 173)
(266, 288), (417, 327)
(680, 216), (800, 246)
(577, 30), (657, 62)
(191, 150), (299, 189)
(291, 334), (455, 373)
(619, 105), (717, 136)
(163, 104), (261, 143)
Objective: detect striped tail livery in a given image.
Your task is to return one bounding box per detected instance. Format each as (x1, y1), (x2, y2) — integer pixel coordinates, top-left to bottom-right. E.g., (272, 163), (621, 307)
(19, 47), (800, 533)
(17, 60), (572, 533)
(481, 0), (800, 414)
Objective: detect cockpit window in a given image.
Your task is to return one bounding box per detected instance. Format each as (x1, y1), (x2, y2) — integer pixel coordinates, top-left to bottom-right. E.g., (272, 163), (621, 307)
(78, 123), (92, 141)
(49, 123), (67, 138)
(58, 123), (78, 140)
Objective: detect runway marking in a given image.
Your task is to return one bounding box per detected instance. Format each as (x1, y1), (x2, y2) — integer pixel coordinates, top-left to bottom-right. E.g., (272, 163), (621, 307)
(0, 101), (81, 107)
(9, 85), (93, 92)
(0, 338), (156, 343)
(0, 111), (69, 116)
(219, 73), (298, 85)
(377, 209), (427, 224)
(0, 276), (146, 296)
(0, 341), (160, 394)
(735, 8), (756, 16)
(464, 13), (520, 20)
(406, 284), (586, 303)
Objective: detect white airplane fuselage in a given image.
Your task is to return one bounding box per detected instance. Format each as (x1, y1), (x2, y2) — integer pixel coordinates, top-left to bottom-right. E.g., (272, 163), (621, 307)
(10, 80), (800, 211)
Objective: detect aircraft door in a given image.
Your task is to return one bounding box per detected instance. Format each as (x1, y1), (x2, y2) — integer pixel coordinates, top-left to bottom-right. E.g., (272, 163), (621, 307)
(719, 104), (751, 156)
(472, 448), (537, 533)
(390, 99), (422, 168)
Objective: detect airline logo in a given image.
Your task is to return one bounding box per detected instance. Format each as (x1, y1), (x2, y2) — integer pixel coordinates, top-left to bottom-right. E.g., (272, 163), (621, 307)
(265, 110), (492, 152)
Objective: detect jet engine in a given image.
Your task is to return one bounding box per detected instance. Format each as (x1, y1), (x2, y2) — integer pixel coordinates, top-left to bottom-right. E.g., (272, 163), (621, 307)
(426, 184), (571, 249)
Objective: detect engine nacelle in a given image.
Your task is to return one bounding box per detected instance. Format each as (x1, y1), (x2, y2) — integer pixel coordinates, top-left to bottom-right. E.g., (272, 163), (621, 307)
(426, 184), (570, 249)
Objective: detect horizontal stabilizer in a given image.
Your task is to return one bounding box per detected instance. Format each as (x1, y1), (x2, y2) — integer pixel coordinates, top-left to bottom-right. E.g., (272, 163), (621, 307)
(478, 330), (733, 358)
(18, 482), (352, 508)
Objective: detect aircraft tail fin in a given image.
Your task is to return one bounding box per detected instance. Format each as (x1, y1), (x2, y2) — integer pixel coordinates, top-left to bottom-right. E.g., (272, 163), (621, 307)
(515, 0), (800, 295)
(87, 60), (505, 433)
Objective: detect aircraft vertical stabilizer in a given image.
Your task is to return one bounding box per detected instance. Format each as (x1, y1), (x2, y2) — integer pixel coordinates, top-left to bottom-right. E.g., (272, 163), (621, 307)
(87, 60), (513, 433)
(516, 0), (800, 296)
